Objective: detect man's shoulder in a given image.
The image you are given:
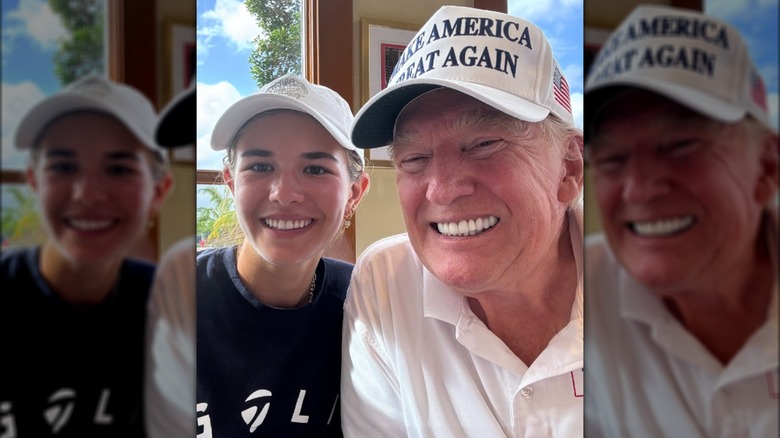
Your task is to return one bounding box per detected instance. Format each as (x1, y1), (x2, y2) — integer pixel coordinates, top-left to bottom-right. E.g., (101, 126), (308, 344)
(584, 233), (619, 270)
(583, 232), (626, 299)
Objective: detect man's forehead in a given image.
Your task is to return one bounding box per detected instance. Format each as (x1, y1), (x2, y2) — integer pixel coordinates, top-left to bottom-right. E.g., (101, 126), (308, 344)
(397, 89), (510, 128)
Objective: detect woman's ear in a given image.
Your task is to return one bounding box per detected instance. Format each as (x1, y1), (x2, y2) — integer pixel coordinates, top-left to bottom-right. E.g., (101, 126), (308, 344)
(222, 167), (236, 194)
(25, 166), (38, 193)
(558, 135), (584, 204)
(150, 172), (174, 215)
(345, 171), (371, 218)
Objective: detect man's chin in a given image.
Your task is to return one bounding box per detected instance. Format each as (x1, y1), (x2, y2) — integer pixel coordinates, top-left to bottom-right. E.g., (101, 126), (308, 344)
(624, 260), (690, 292)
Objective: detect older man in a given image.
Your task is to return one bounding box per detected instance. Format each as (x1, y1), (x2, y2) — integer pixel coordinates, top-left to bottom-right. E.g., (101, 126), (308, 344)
(584, 5), (778, 437)
(342, 5), (584, 437)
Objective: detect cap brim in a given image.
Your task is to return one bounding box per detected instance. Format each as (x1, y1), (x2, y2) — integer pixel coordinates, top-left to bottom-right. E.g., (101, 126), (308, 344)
(211, 94), (357, 155)
(15, 94), (157, 151)
(351, 78), (551, 149)
(156, 88), (196, 148)
(584, 77), (746, 143)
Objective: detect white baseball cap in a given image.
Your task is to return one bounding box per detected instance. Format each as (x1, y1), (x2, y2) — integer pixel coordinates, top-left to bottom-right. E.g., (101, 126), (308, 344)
(210, 74), (362, 164)
(584, 4), (772, 138)
(14, 74), (161, 152)
(351, 5), (575, 149)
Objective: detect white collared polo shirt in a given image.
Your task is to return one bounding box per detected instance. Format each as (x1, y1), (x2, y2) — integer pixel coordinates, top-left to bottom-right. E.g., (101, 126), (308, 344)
(341, 211), (584, 437)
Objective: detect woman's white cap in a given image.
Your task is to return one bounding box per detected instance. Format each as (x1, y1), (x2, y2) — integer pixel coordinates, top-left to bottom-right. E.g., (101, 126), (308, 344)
(14, 74), (160, 151)
(210, 74), (362, 164)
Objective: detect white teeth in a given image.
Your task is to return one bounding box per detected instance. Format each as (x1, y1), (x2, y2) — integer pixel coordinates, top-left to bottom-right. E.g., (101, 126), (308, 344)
(631, 216), (694, 237)
(436, 216), (498, 237)
(264, 218), (313, 230)
(68, 219), (113, 231)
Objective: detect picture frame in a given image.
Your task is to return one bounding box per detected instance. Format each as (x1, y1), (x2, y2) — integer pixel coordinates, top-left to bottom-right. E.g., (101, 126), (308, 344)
(360, 17), (420, 166)
(162, 20), (196, 163)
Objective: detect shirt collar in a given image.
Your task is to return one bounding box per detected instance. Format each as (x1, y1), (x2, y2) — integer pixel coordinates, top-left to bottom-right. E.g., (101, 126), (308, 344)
(423, 208), (584, 325)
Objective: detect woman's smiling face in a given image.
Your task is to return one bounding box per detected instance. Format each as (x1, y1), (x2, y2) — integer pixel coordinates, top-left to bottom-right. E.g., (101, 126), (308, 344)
(226, 110), (360, 265)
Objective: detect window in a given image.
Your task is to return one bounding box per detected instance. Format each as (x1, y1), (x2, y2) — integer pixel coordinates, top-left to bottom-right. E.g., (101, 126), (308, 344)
(195, 0), (304, 249)
(1, 0), (108, 248)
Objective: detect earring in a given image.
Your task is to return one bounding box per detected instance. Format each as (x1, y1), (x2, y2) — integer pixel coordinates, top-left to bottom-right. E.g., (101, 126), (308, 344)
(343, 209), (355, 229)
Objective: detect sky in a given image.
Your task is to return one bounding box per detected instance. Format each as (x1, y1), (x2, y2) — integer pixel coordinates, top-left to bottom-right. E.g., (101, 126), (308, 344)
(2, 0), (778, 175)
(706, 0), (779, 123)
(192, 0), (778, 173)
(194, 0), (588, 172)
(1, 0), (71, 170)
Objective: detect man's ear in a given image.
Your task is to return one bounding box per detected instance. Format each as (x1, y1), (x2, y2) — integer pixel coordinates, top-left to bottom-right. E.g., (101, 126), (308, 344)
(558, 135), (584, 204)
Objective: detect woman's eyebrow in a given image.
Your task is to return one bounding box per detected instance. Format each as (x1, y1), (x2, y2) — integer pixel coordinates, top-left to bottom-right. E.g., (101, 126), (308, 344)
(302, 151), (338, 162)
(241, 149), (273, 158)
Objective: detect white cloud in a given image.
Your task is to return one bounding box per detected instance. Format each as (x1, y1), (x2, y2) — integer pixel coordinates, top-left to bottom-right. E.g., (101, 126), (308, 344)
(3, 0), (68, 52)
(1, 81), (46, 169)
(508, 0), (554, 22)
(508, 0), (580, 23)
(570, 92), (583, 130)
(760, 63), (779, 90)
(768, 92), (779, 132)
(563, 63), (583, 92)
(196, 80), (244, 170)
(705, 0), (749, 20)
(199, 0), (261, 53)
(707, 0), (778, 23)
(546, 34), (581, 59)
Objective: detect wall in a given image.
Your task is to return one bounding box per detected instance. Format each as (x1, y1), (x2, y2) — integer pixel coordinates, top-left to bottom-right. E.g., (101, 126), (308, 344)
(351, 0), (473, 257)
(156, 0), (197, 255)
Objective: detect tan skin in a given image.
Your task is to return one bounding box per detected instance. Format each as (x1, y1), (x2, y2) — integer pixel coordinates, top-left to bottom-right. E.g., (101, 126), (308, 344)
(467, 217), (579, 365)
(590, 90), (779, 364)
(26, 112), (172, 304)
(223, 111), (369, 308)
(393, 89), (584, 364)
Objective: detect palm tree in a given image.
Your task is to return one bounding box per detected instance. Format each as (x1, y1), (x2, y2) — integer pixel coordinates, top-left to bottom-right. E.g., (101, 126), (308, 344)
(1, 185), (45, 248)
(196, 185), (242, 248)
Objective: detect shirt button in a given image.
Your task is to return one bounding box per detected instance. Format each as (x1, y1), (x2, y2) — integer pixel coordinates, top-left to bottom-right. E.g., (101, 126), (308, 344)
(520, 386), (534, 398)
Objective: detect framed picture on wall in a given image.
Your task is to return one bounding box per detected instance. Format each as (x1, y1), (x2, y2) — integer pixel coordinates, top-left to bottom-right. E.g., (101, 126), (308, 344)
(163, 20), (195, 163)
(360, 17), (419, 166)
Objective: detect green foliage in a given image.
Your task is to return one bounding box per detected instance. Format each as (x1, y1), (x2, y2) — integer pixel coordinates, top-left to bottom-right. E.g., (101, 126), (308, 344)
(49, 0), (105, 85)
(245, 0), (302, 87)
(1, 186), (45, 247)
(245, 0), (298, 32)
(196, 185), (242, 247)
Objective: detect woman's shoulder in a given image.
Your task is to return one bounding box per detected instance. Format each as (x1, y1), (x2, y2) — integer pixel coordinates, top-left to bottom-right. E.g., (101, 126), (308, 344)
(320, 257), (355, 302)
(1, 246), (39, 293)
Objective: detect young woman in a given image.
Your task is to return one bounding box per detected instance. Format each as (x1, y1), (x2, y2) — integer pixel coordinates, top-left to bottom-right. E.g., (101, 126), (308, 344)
(1, 74), (172, 436)
(195, 74), (369, 437)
